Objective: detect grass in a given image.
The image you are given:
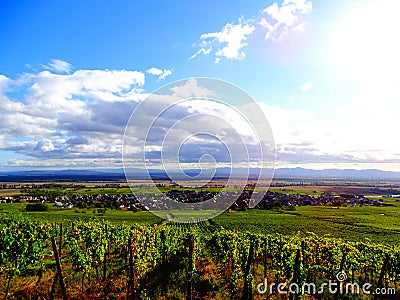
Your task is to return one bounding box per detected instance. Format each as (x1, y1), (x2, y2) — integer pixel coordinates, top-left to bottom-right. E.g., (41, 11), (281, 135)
(268, 187), (321, 195)
(0, 203), (160, 225)
(214, 207), (400, 245)
(75, 186), (232, 195)
(69, 187), (132, 195)
(2, 186), (231, 197)
(0, 189), (22, 196)
(2, 201), (400, 245)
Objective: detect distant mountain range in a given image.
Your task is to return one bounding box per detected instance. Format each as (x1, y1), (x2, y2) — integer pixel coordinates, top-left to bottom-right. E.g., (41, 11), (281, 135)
(273, 168), (400, 180)
(0, 167), (400, 182)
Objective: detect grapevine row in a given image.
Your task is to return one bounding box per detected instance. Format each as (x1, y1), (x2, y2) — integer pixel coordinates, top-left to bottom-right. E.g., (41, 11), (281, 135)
(1, 213), (399, 299)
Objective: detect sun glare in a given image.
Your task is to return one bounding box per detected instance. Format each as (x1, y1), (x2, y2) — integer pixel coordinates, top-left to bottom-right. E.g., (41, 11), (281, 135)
(330, 0), (400, 83)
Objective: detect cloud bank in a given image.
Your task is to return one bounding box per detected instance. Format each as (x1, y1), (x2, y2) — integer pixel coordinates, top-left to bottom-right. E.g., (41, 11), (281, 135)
(2, 57), (400, 170)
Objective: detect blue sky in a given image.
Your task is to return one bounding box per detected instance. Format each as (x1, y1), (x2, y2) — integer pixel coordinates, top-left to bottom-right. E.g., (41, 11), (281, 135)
(1, 0), (400, 171)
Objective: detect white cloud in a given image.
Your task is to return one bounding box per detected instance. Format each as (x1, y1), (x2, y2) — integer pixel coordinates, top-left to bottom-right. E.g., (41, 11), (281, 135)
(34, 139), (55, 152)
(27, 69), (145, 107)
(159, 69), (172, 80)
(146, 67), (173, 80)
(0, 64), (147, 168)
(122, 78), (272, 170)
(3, 157), (124, 169)
(0, 75), (12, 92)
(170, 78), (216, 99)
(259, 0), (312, 40)
(300, 81), (312, 92)
(190, 1), (312, 62)
(43, 59), (73, 74)
(189, 47), (212, 60)
(258, 92), (400, 166)
(191, 18), (255, 63)
(147, 67), (163, 76)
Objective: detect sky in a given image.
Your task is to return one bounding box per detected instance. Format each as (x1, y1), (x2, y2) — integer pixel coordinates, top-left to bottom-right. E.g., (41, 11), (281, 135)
(1, 0), (400, 172)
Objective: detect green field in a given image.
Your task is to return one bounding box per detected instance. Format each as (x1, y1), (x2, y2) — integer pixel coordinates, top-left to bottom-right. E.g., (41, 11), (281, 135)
(2, 200), (400, 245)
(0, 185), (233, 197)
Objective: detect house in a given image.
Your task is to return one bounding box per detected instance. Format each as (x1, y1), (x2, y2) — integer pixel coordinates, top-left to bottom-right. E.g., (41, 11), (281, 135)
(119, 205), (129, 211)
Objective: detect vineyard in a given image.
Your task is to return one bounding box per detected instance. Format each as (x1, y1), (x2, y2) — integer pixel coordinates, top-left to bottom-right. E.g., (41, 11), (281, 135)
(1, 212), (399, 299)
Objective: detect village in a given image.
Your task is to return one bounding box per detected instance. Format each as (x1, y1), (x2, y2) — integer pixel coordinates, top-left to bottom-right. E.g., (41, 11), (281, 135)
(1, 188), (398, 211)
